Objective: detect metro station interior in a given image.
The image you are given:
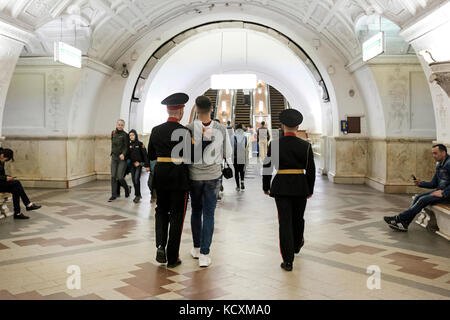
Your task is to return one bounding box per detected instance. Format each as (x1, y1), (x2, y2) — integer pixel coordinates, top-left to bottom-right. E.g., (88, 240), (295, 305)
(0, 0), (449, 301)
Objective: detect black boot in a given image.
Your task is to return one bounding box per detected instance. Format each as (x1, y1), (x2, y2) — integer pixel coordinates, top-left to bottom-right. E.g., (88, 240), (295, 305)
(26, 203), (41, 211)
(156, 246), (167, 263)
(125, 185), (131, 198)
(167, 259), (182, 268)
(280, 262), (293, 271)
(295, 238), (305, 254)
(14, 213), (29, 219)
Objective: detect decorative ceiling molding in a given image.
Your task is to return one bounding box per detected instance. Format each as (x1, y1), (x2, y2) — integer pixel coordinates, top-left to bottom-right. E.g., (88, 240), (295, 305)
(0, 0), (442, 65)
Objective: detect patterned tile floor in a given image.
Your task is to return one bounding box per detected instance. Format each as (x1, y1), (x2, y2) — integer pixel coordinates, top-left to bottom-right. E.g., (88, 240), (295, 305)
(0, 161), (449, 300)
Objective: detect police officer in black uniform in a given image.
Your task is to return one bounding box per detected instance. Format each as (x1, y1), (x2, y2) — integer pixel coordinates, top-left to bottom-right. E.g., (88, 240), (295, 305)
(148, 93), (191, 268)
(262, 109), (315, 271)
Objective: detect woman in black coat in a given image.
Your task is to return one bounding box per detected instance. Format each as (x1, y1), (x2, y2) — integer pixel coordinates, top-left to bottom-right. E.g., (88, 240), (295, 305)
(127, 130), (150, 203)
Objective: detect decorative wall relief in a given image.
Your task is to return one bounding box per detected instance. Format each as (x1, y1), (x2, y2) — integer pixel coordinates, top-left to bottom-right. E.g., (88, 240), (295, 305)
(387, 69), (409, 134)
(46, 69), (64, 130)
(436, 93), (448, 139)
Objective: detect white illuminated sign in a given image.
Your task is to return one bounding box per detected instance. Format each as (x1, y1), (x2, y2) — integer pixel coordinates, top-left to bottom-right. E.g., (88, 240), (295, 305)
(54, 41), (82, 68)
(362, 32), (384, 62)
(211, 74), (257, 89)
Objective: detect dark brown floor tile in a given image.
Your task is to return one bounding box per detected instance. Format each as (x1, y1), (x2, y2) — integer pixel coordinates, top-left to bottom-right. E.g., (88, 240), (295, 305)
(13, 237), (46, 246)
(115, 285), (154, 300)
(15, 291), (44, 300)
(383, 252), (448, 279)
(177, 287), (229, 300)
(0, 290), (17, 300)
(76, 294), (103, 300)
(43, 292), (75, 300)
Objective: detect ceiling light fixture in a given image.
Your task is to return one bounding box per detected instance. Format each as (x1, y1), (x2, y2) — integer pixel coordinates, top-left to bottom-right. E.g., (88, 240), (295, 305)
(211, 74), (257, 89)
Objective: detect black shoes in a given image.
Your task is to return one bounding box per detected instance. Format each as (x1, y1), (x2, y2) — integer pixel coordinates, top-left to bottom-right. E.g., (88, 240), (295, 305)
(241, 182), (245, 190)
(280, 262), (293, 271)
(108, 196), (117, 202)
(133, 196), (141, 203)
(26, 203), (41, 211)
(384, 216), (408, 232)
(14, 213), (29, 219)
(125, 185), (131, 198)
(156, 246), (167, 263)
(167, 259), (182, 268)
(295, 238), (305, 254)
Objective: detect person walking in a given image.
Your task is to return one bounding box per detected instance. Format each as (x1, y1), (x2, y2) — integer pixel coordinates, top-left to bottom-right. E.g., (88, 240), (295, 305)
(127, 129), (150, 203)
(147, 93), (191, 268)
(257, 121), (270, 162)
(233, 123), (248, 191)
(0, 148), (41, 219)
(109, 119), (131, 202)
(187, 95), (232, 267)
(262, 109), (315, 271)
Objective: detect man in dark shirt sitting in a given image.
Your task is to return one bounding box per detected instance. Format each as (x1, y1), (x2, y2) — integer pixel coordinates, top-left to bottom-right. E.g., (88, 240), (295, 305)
(384, 144), (450, 232)
(0, 148), (41, 219)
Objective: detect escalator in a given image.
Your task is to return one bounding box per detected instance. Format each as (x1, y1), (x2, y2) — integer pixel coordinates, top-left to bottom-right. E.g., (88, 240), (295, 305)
(203, 89), (218, 119)
(269, 85), (285, 129)
(233, 89), (251, 126)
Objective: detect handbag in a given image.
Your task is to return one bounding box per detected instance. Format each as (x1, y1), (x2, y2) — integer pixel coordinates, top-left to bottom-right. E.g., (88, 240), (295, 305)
(222, 161), (233, 179)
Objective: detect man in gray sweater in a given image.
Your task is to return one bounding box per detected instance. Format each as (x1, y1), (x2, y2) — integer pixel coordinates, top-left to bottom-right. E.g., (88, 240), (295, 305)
(187, 96), (232, 267)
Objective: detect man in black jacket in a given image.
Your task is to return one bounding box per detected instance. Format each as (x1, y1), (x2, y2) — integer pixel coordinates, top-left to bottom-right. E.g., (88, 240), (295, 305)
(262, 109), (315, 271)
(109, 119), (130, 202)
(0, 148), (41, 219)
(147, 93), (191, 268)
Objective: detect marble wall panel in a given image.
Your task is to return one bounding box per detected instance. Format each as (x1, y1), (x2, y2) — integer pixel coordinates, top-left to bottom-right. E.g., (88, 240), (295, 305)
(94, 136), (111, 176)
(37, 140), (67, 180)
(335, 138), (367, 177)
(367, 140), (387, 183)
(67, 138), (95, 178)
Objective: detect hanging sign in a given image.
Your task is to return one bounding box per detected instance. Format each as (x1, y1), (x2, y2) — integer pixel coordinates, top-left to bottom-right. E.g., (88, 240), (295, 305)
(54, 41), (82, 68)
(362, 32), (384, 62)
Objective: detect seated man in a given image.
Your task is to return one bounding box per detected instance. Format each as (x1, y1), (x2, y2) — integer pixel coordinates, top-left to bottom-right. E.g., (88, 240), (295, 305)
(384, 144), (450, 232)
(0, 148), (41, 219)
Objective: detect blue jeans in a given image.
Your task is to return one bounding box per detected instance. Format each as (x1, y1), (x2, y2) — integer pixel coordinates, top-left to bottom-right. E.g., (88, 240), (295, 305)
(190, 179), (219, 255)
(397, 191), (443, 225)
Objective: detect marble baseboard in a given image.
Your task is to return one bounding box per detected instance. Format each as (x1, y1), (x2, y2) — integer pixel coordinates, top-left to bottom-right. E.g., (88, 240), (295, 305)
(20, 173), (97, 189)
(67, 174), (97, 188)
(96, 173), (111, 181)
(365, 177), (423, 194)
(327, 172), (365, 184)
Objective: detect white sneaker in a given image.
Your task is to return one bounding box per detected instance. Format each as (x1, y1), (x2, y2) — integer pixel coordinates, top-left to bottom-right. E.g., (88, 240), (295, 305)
(190, 247), (200, 259)
(198, 254), (211, 267)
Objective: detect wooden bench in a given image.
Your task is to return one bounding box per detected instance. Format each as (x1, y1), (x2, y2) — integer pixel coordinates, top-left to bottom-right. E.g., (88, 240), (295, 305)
(0, 192), (13, 224)
(415, 199), (450, 240)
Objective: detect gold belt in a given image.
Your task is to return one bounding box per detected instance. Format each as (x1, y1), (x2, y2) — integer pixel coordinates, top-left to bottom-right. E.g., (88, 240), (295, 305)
(277, 169), (305, 174)
(157, 157), (184, 163)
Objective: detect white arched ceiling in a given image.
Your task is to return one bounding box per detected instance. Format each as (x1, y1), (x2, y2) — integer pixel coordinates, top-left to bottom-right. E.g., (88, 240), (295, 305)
(140, 28), (323, 134)
(2, 0), (443, 65)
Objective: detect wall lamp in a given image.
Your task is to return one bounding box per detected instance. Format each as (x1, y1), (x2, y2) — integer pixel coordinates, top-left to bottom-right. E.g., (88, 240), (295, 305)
(121, 63), (129, 78)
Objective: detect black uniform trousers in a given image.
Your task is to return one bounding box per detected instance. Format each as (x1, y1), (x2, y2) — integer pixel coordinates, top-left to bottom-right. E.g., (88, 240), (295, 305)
(275, 196), (307, 264)
(155, 189), (188, 264)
